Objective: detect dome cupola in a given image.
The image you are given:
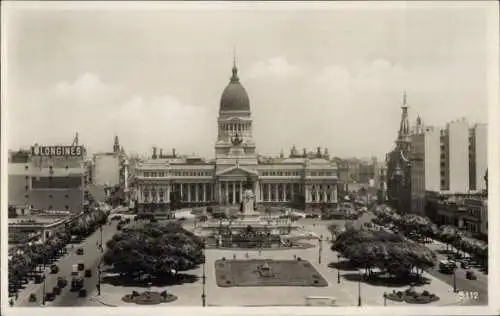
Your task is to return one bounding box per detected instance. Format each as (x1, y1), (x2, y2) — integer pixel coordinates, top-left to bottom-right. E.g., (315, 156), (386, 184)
(219, 60), (250, 113)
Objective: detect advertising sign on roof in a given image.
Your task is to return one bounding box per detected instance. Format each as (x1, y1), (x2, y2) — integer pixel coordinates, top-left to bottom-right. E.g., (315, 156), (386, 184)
(32, 145), (84, 157)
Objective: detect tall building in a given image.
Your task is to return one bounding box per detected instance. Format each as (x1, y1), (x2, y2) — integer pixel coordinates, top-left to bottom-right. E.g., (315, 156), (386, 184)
(440, 118), (470, 192)
(410, 119), (441, 214)
(469, 123), (488, 191)
(133, 62), (338, 212)
(92, 135), (128, 188)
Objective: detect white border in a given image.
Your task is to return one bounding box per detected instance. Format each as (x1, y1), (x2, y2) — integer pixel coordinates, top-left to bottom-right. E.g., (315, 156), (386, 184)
(1, 1), (499, 316)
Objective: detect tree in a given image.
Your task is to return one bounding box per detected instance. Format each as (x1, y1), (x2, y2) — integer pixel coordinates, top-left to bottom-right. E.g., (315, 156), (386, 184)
(331, 228), (404, 256)
(103, 222), (205, 279)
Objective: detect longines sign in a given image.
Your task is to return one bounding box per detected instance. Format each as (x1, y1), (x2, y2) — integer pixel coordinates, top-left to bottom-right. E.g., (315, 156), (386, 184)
(32, 145), (84, 157)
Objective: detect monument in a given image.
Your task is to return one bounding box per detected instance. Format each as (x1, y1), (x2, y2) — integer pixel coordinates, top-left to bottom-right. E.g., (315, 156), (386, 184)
(196, 176), (302, 248)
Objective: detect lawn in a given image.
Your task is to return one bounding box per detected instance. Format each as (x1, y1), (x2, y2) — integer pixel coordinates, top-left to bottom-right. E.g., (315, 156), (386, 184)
(215, 259), (328, 287)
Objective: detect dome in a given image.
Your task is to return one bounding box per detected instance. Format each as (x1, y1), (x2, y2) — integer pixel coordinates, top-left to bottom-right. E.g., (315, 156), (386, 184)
(220, 64), (250, 112)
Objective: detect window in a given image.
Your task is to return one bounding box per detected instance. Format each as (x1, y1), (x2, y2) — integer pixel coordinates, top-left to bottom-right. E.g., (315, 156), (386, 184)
(49, 194), (53, 198)
(25, 185), (29, 190)
(25, 194), (29, 198)
(25, 165), (29, 170)
(65, 194), (69, 198)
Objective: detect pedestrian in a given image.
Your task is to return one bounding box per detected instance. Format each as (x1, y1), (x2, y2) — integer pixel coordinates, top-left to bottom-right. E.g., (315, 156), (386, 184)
(9, 299), (14, 307)
(233, 254), (236, 260)
(15, 292), (18, 300)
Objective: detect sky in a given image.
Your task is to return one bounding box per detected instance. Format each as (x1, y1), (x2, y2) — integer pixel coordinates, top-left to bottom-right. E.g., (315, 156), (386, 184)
(3, 2), (494, 160)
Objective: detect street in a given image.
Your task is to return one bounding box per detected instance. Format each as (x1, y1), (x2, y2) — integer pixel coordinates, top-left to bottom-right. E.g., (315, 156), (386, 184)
(425, 243), (487, 305)
(15, 220), (119, 307)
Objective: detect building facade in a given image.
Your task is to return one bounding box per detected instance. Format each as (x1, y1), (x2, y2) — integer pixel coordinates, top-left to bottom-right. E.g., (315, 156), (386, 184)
(469, 123), (488, 191)
(410, 123), (441, 214)
(441, 118), (470, 192)
(133, 63), (338, 212)
(8, 144), (88, 213)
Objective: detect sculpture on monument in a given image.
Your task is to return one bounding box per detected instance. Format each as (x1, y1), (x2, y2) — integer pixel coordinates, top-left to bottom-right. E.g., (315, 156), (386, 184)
(241, 175), (255, 213)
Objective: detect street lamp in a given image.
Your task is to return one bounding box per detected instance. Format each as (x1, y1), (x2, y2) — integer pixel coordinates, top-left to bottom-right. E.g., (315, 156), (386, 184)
(97, 261), (102, 296)
(201, 261), (206, 307)
(42, 257), (47, 305)
(357, 269), (362, 307)
(318, 235), (323, 264)
(452, 267), (457, 293)
(337, 254), (341, 284)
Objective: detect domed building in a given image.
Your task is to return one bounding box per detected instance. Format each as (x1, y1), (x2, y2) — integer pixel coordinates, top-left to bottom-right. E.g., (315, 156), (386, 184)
(133, 61), (338, 213)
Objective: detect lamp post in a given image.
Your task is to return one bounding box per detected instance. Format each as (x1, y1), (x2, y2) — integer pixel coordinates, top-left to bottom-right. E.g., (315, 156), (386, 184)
(99, 225), (103, 252)
(318, 235), (323, 264)
(97, 261), (102, 296)
(201, 261), (206, 307)
(453, 267), (457, 293)
(337, 254), (341, 284)
(383, 292), (387, 306)
(357, 269), (362, 307)
(42, 257), (47, 305)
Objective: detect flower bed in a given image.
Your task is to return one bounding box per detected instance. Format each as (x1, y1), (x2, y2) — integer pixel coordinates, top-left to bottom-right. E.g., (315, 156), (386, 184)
(122, 290), (177, 305)
(385, 289), (439, 304)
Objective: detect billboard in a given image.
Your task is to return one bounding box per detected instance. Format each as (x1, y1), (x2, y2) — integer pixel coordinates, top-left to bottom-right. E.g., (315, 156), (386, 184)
(32, 145), (84, 157)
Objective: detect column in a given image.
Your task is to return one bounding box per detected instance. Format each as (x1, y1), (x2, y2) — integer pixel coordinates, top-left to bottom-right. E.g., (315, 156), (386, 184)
(334, 185), (338, 202)
(275, 184), (279, 202)
(291, 184), (295, 201)
(305, 185), (310, 202)
(232, 182), (236, 204)
(188, 183), (191, 202)
(282, 183), (286, 201)
(218, 182), (222, 204)
(322, 186), (326, 202)
(195, 183), (199, 202)
(239, 181), (243, 201)
(268, 183), (271, 202)
(225, 181), (228, 204)
(203, 183), (207, 202)
(166, 184), (171, 203)
(180, 183), (184, 201)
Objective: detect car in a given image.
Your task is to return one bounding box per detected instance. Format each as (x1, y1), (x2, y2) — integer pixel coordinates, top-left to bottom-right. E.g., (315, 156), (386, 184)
(84, 269), (92, 278)
(78, 262), (85, 271)
(460, 261), (470, 269)
(50, 264), (59, 274)
(52, 286), (61, 295)
(78, 289), (87, 297)
(34, 275), (45, 284)
(466, 271), (477, 280)
(44, 292), (56, 302)
(57, 277), (68, 288)
(76, 248), (84, 255)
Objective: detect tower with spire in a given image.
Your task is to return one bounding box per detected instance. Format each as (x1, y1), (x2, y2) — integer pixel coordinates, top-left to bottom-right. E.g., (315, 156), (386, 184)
(386, 91), (413, 214)
(113, 135), (120, 153)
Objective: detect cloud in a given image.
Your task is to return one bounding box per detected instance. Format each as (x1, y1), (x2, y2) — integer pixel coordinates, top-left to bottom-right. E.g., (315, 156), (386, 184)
(8, 73), (216, 157)
(245, 57), (305, 80)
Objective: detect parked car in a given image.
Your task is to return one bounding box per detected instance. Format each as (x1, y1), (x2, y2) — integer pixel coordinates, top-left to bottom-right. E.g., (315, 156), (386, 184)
(57, 277), (68, 288)
(77, 262), (85, 271)
(50, 264), (59, 274)
(84, 269), (92, 278)
(44, 292), (56, 302)
(34, 275), (45, 284)
(466, 271), (477, 280)
(460, 261), (470, 269)
(111, 215), (122, 221)
(76, 248), (84, 255)
(52, 286), (61, 295)
(78, 289), (87, 297)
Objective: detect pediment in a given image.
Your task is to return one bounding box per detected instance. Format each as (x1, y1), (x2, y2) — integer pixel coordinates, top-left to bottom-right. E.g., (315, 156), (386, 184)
(216, 166), (258, 177)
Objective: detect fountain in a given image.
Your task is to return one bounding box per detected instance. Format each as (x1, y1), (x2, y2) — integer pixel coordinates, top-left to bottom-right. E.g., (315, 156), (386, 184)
(197, 176), (302, 249)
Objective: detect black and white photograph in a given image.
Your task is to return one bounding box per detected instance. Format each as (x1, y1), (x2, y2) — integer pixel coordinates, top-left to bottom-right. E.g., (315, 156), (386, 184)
(2, 1), (498, 314)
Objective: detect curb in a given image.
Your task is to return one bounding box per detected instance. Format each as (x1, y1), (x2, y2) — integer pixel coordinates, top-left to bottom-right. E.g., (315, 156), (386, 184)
(89, 296), (118, 307)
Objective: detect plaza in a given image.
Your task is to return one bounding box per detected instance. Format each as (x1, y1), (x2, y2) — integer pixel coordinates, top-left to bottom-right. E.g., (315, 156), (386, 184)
(76, 214), (462, 307)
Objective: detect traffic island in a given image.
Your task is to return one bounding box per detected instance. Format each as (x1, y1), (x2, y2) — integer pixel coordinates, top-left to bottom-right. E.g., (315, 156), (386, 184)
(122, 290), (178, 305)
(215, 259), (328, 287)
